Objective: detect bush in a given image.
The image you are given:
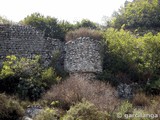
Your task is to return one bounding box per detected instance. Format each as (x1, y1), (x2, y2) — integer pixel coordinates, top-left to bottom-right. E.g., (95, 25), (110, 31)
(0, 55), (21, 94)
(33, 108), (59, 120)
(50, 51), (69, 78)
(43, 75), (119, 112)
(111, 101), (133, 119)
(0, 55), (61, 100)
(102, 28), (160, 94)
(17, 77), (45, 101)
(63, 100), (108, 120)
(147, 96), (160, 116)
(65, 28), (102, 41)
(108, 0), (160, 30)
(41, 67), (61, 89)
(0, 93), (24, 120)
(132, 92), (150, 107)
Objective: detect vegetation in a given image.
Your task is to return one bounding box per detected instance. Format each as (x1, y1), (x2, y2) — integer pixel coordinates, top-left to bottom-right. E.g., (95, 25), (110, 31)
(107, 0), (160, 33)
(0, 55), (61, 100)
(0, 94), (24, 120)
(19, 13), (99, 41)
(63, 100), (108, 120)
(20, 13), (65, 40)
(98, 28), (160, 95)
(43, 76), (119, 111)
(33, 108), (59, 120)
(65, 27), (103, 41)
(75, 19), (98, 29)
(0, 16), (13, 24)
(1, 0), (160, 119)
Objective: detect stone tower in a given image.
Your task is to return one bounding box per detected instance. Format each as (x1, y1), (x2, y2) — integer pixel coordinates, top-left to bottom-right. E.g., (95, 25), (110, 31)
(64, 37), (102, 79)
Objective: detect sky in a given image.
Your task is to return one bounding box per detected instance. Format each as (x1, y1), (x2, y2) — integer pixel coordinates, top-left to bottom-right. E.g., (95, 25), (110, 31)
(0, 0), (133, 24)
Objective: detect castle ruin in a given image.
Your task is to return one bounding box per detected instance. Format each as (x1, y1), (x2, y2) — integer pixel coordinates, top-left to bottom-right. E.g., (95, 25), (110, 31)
(0, 24), (102, 76)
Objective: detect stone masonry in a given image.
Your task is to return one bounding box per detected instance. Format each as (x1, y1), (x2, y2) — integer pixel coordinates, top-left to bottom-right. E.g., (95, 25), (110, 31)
(0, 24), (102, 74)
(64, 37), (102, 73)
(0, 24), (64, 67)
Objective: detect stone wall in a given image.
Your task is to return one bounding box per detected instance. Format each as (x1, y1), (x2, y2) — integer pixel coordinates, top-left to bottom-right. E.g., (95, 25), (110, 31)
(0, 24), (64, 67)
(0, 25), (102, 74)
(64, 37), (102, 73)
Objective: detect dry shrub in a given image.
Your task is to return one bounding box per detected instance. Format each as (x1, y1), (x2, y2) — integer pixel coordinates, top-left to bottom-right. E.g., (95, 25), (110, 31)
(145, 95), (160, 115)
(65, 28), (103, 41)
(0, 93), (25, 120)
(43, 75), (119, 112)
(132, 92), (150, 107)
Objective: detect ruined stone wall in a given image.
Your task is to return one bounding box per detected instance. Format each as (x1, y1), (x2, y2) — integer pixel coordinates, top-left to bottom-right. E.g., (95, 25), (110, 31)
(0, 24), (64, 67)
(64, 37), (102, 73)
(0, 25), (102, 74)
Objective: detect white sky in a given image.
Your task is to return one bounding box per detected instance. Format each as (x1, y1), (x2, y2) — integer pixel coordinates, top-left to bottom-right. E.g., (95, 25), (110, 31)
(0, 0), (132, 24)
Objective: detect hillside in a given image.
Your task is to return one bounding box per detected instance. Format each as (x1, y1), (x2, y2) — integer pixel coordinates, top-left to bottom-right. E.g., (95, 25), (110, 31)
(0, 0), (160, 120)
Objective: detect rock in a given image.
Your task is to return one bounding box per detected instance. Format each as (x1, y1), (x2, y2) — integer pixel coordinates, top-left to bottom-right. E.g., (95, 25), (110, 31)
(25, 105), (43, 118)
(22, 116), (33, 120)
(117, 83), (133, 99)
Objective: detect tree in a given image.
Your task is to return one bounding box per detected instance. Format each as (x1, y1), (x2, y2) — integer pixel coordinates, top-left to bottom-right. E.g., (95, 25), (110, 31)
(75, 19), (98, 29)
(0, 16), (13, 24)
(108, 0), (160, 30)
(58, 20), (75, 39)
(20, 13), (64, 40)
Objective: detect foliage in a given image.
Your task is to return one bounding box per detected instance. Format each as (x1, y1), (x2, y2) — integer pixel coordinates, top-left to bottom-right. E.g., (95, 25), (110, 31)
(117, 101), (133, 115)
(41, 67), (61, 89)
(0, 55), (21, 94)
(100, 28), (141, 85)
(0, 93), (24, 120)
(0, 55), (41, 79)
(0, 55), (60, 100)
(50, 51), (69, 78)
(58, 20), (75, 39)
(132, 92), (150, 107)
(0, 55), (17, 78)
(20, 13), (65, 40)
(100, 28), (160, 94)
(33, 108), (59, 120)
(65, 27), (103, 41)
(75, 19), (98, 29)
(110, 101), (133, 120)
(43, 76), (119, 112)
(0, 16), (13, 24)
(131, 109), (151, 120)
(20, 13), (101, 40)
(108, 0), (160, 31)
(63, 100), (108, 120)
(17, 77), (45, 101)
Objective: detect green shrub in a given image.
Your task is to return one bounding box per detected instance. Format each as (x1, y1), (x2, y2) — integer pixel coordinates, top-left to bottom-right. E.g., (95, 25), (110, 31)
(0, 55), (17, 79)
(63, 100), (108, 120)
(17, 77), (45, 101)
(41, 67), (61, 89)
(33, 108), (59, 120)
(0, 93), (24, 120)
(0, 55), (61, 100)
(0, 55), (21, 94)
(101, 28), (160, 94)
(65, 27), (103, 41)
(111, 101), (133, 119)
(108, 0), (160, 30)
(130, 109), (151, 120)
(147, 96), (160, 115)
(50, 51), (69, 78)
